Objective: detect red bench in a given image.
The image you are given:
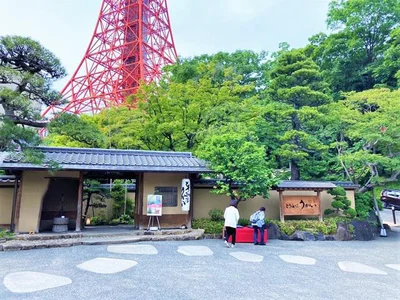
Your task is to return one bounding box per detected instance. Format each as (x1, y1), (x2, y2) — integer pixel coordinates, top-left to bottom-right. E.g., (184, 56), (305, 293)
(224, 226), (268, 243)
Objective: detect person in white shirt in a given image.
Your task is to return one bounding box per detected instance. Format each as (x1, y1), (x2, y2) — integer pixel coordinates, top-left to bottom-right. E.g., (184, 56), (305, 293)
(223, 199), (240, 248)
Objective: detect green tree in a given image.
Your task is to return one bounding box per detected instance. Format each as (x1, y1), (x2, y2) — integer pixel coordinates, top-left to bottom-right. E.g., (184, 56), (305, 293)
(266, 49), (331, 180)
(327, 88), (400, 190)
(196, 126), (278, 204)
(44, 113), (106, 148)
(308, 0), (400, 94)
(374, 27), (400, 88)
(326, 187), (356, 218)
(0, 35), (66, 150)
(93, 52), (262, 152)
(111, 180), (133, 218)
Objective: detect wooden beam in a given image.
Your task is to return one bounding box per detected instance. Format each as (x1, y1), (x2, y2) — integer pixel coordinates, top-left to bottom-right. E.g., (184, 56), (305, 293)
(188, 174), (196, 229)
(13, 173), (24, 233)
(317, 191), (322, 221)
(10, 174), (20, 232)
(135, 172), (144, 230)
(279, 190), (284, 223)
(75, 172), (84, 232)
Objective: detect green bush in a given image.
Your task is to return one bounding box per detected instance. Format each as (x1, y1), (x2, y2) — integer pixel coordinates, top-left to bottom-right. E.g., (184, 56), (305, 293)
(192, 218), (224, 234)
(0, 229), (14, 239)
(355, 192), (373, 219)
(266, 217), (354, 236)
(90, 213), (108, 226)
(208, 209), (224, 222)
(238, 218), (251, 226)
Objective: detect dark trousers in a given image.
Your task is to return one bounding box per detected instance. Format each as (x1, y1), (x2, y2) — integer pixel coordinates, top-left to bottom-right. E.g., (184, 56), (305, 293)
(253, 225), (265, 244)
(225, 226), (236, 245)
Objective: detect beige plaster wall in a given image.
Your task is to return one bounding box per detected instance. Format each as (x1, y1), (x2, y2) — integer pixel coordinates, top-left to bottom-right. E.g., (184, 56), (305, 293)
(0, 187), (13, 225)
(19, 171), (79, 233)
(193, 188), (356, 221)
(143, 173), (188, 215)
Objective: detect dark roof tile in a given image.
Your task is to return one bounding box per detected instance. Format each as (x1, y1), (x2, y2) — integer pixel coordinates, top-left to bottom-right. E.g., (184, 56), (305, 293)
(0, 146), (210, 173)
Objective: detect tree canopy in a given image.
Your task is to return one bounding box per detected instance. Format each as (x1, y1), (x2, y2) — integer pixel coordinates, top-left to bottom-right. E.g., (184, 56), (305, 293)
(0, 35), (65, 150)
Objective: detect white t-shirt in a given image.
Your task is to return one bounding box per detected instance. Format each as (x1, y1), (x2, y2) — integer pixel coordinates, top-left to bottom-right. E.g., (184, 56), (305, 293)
(224, 206), (240, 228)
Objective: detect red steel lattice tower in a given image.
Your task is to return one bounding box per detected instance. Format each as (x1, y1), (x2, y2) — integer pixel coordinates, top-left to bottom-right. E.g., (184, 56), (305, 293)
(41, 0), (177, 119)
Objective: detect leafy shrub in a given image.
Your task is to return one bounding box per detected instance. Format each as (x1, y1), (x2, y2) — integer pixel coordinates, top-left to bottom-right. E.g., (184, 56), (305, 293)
(192, 218), (224, 234)
(266, 217), (355, 236)
(326, 187), (355, 218)
(355, 192), (373, 219)
(238, 218), (251, 226)
(208, 209), (224, 221)
(90, 213), (108, 226)
(109, 214), (133, 225)
(0, 229), (14, 240)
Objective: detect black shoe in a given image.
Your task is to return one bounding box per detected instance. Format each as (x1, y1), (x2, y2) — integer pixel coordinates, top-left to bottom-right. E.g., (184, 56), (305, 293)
(254, 242), (259, 245)
(259, 243), (266, 246)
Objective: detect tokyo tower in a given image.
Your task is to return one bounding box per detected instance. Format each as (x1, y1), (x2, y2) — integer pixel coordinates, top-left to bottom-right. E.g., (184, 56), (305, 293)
(41, 0), (177, 119)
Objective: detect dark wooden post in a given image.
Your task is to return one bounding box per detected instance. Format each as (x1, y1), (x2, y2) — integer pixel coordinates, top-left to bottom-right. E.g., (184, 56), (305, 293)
(279, 190), (284, 223)
(10, 174), (20, 232)
(134, 172), (144, 230)
(75, 172), (84, 232)
(317, 190), (322, 221)
(13, 173), (24, 233)
(187, 174), (195, 229)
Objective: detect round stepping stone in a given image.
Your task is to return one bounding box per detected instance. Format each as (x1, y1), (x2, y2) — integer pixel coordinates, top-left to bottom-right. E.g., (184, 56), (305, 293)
(230, 251), (263, 262)
(77, 257), (137, 274)
(385, 264), (400, 271)
(177, 246), (213, 256)
(107, 244), (158, 255)
(279, 255), (316, 265)
(4, 271), (72, 293)
(338, 261), (387, 275)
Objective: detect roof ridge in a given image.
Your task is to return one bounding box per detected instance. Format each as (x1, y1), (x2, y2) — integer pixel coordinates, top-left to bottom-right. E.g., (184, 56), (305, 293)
(35, 146), (193, 157)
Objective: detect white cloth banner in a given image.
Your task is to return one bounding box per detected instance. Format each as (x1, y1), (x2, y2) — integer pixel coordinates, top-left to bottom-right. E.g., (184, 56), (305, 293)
(181, 179), (191, 211)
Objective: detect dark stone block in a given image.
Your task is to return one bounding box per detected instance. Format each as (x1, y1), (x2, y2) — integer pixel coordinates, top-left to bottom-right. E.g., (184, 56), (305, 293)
(316, 233), (325, 241)
(290, 230), (316, 241)
(335, 222), (352, 241)
(280, 234), (290, 240)
(351, 220), (375, 241)
(265, 223), (281, 239)
(325, 235), (335, 241)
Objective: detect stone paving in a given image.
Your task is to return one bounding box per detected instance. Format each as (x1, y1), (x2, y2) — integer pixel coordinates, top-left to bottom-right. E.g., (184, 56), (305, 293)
(2, 240), (399, 296)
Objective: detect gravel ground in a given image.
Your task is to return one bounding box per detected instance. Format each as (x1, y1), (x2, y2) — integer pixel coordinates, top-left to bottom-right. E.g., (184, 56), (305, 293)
(0, 234), (399, 300)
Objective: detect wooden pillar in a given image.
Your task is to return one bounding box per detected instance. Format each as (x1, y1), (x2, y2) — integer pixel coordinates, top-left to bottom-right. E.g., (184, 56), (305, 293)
(187, 174), (195, 229)
(279, 190), (284, 223)
(13, 173), (24, 233)
(134, 172), (144, 230)
(10, 174), (20, 232)
(317, 190), (322, 221)
(75, 172), (84, 232)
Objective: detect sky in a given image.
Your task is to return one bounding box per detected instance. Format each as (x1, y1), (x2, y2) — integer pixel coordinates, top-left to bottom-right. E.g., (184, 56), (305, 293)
(0, 0), (331, 90)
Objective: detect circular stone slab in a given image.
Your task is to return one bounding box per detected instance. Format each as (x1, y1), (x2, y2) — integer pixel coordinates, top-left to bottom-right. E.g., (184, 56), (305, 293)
(77, 257), (138, 274)
(177, 246), (213, 256)
(385, 264), (400, 271)
(279, 255), (316, 265)
(107, 244), (158, 255)
(338, 261), (387, 275)
(229, 251), (263, 262)
(4, 271), (72, 293)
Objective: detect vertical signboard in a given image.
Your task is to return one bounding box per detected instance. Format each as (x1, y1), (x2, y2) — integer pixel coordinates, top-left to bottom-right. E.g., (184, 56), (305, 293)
(181, 179), (191, 211)
(147, 194), (162, 216)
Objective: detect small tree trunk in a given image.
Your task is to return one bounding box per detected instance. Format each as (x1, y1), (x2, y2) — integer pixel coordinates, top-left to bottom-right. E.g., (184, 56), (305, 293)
(84, 192), (92, 219)
(290, 158), (300, 180)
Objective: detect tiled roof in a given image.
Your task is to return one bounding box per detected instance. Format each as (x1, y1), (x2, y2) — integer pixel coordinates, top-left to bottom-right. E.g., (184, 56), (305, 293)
(276, 180), (337, 190)
(331, 181), (360, 190)
(0, 147), (210, 173)
(192, 179), (350, 190)
(0, 175), (15, 184)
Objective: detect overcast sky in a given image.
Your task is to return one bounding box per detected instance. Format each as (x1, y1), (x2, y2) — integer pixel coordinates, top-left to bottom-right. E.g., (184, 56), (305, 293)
(0, 0), (331, 90)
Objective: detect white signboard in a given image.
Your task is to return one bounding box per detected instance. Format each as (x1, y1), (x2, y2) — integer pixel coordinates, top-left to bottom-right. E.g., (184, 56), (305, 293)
(181, 179), (191, 211)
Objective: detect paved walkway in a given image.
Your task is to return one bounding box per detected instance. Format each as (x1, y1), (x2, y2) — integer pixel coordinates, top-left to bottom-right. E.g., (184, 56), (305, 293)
(0, 236), (399, 299)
